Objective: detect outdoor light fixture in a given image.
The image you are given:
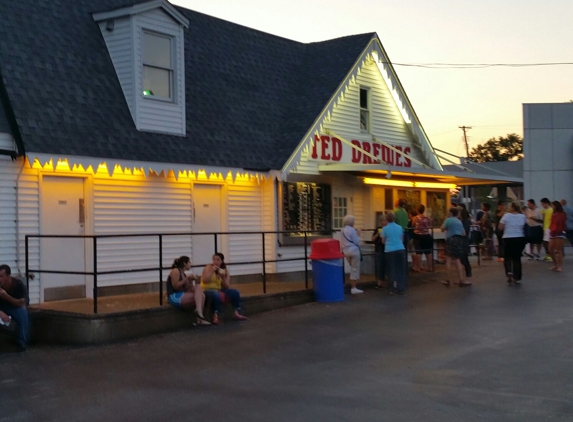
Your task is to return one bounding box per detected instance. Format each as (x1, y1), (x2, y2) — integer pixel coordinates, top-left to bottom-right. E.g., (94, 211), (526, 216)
(363, 178), (413, 187)
(363, 178), (458, 190)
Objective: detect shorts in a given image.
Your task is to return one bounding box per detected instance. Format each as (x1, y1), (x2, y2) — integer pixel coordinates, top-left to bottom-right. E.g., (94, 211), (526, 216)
(345, 249), (361, 281)
(543, 228), (550, 242)
(528, 226), (543, 244)
(168, 292), (185, 307)
(446, 235), (466, 259)
(415, 234), (433, 255)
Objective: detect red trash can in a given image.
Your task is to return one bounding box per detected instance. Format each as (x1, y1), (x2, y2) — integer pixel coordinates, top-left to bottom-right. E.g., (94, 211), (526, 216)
(309, 239), (345, 302)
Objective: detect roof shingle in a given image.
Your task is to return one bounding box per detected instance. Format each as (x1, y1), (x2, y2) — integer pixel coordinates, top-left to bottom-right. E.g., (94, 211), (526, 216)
(0, 0), (374, 170)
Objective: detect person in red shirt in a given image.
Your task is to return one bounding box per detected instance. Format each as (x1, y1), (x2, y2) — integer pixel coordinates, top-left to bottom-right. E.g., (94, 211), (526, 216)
(549, 201), (567, 272)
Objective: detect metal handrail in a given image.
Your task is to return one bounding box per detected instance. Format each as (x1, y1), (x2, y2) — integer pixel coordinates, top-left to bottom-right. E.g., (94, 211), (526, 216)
(25, 226), (484, 314)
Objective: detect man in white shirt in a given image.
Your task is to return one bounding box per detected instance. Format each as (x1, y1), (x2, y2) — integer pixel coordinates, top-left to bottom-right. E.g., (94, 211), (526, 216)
(525, 199), (543, 260)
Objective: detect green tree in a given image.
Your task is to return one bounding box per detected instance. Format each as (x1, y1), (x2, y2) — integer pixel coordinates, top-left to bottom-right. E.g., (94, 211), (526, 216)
(468, 133), (523, 163)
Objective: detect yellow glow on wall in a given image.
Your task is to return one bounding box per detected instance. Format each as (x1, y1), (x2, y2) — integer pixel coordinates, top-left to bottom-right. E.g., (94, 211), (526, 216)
(415, 182), (458, 189)
(363, 178), (413, 187)
(30, 158), (259, 185)
(364, 178), (457, 190)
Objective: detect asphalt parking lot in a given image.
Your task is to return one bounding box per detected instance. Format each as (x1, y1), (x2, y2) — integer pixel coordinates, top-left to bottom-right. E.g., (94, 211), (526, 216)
(1, 258), (572, 422)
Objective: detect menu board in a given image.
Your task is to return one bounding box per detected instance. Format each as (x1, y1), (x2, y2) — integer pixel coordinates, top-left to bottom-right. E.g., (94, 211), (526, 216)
(283, 182), (331, 234)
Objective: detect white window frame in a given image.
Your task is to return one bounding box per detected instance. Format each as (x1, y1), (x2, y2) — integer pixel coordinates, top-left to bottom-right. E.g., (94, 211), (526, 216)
(332, 196), (348, 229)
(359, 86), (370, 133)
(142, 30), (175, 102)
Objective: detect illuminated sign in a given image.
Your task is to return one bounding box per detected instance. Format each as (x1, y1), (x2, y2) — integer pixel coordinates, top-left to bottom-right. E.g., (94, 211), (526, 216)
(309, 135), (413, 167)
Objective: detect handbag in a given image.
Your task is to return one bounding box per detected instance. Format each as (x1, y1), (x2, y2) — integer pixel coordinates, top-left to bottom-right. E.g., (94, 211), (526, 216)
(342, 228), (363, 261)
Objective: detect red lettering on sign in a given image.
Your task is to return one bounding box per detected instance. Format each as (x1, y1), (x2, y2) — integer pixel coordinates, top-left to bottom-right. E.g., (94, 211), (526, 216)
(382, 145), (393, 165)
(320, 135), (331, 160)
(372, 143), (381, 163)
(395, 146), (403, 167)
(403, 147), (411, 167)
(331, 137), (342, 161)
(311, 135), (319, 159)
(351, 140), (362, 163)
(362, 141), (373, 164)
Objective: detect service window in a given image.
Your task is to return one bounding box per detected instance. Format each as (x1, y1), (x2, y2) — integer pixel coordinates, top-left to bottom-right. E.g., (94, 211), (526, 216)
(426, 191), (448, 226)
(397, 189), (421, 214)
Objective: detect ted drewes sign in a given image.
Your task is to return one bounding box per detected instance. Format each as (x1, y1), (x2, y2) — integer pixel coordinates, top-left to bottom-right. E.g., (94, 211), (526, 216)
(309, 135), (413, 167)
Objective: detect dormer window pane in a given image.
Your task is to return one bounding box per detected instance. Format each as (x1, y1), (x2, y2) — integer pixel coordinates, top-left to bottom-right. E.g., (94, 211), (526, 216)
(360, 87), (370, 132)
(142, 31), (173, 99)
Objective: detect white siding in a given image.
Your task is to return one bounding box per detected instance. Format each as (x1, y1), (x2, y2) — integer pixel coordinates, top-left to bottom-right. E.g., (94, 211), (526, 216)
(0, 133), (16, 151)
(276, 245), (306, 273)
(0, 158), (40, 304)
(92, 172), (193, 287)
(293, 62), (426, 174)
(353, 188), (365, 230)
(261, 179), (277, 273)
(134, 9), (186, 135)
(226, 178), (264, 275)
(98, 17), (136, 121)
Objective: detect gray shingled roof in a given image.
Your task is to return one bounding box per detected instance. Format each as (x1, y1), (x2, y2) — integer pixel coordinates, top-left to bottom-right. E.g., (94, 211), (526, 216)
(0, 0), (374, 170)
(444, 160), (523, 179)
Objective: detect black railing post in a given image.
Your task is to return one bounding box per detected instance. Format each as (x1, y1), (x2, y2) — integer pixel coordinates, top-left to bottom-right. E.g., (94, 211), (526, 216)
(93, 236), (98, 314)
(214, 233), (218, 254)
(304, 231), (308, 289)
(262, 232), (266, 294)
(25, 236), (29, 294)
(159, 234), (163, 306)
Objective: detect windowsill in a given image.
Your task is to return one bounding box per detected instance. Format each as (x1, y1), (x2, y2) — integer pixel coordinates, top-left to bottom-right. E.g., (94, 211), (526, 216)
(142, 94), (176, 104)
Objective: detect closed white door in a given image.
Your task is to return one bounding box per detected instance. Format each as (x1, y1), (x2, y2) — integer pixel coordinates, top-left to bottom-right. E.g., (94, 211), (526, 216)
(193, 185), (222, 267)
(40, 176), (86, 300)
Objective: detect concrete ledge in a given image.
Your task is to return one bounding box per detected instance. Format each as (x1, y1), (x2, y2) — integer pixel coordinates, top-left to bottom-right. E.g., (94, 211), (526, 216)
(29, 288), (315, 346)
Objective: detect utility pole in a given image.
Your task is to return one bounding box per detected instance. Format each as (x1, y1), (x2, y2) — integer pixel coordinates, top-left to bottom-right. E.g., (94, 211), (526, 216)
(459, 126), (472, 157)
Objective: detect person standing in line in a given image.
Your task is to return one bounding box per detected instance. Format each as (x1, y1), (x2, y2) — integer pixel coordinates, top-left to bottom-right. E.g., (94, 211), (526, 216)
(480, 203), (494, 260)
(560, 199), (573, 248)
(494, 200), (506, 262)
(525, 199), (544, 260)
(458, 205), (472, 278)
(371, 214), (388, 290)
(540, 198), (554, 261)
(408, 209), (420, 271)
(548, 201), (567, 272)
(498, 202), (527, 284)
(440, 207), (470, 287)
(412, 204), (433, 272)
(382, 212), (406, 295)
(0, 264), (28, 352)
(340, 215), (363, 295)
(394, 199), (409, 247)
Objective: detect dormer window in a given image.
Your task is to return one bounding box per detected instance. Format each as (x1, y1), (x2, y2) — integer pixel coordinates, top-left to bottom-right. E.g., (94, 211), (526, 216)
(360, 87), (370, 132)
(142, 31), (174, 100)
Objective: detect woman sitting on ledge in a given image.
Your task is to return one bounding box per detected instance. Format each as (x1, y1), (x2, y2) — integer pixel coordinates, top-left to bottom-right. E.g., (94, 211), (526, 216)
(167, 256), (210, 325)
(201, 253), (247, 324)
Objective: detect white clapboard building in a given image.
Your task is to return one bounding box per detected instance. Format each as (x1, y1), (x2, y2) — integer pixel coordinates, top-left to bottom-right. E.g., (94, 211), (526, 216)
(0, 0), (522, 304)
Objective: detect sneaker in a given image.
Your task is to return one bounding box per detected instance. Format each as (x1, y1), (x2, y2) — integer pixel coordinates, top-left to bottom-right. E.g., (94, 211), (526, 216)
(350, 287), (364, 295)
(534, 254), (541, 260)
(544, 255), (553, 262)
(497, 257), (504, 262)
